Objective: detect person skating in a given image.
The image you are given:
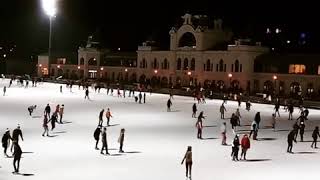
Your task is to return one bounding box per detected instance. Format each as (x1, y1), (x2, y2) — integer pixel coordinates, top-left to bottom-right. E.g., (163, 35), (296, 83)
(93, 125), (101, 150)
(297, 112), (306, 124)
(27, 105), (37, 116)
(287, 129), (296, 153)
(303, 108), (309, 120)
(197, 111), (205, 127)
(240, 134), (250, 160)
(100, 127), (109, 155)
(60, 85), (62, 93)
(299, 121), (305, 142)
(220, 103), (227, 119)
(117, 88), (121, 98)
(3, 86), (6, 96)
(288, 104), (294, 120)
(230, 113), (238, 134)
(192, 103), (197, 118)
(196, 119), (203, 139)
(271, 113), (276, 131)
(181, 146), (192, 179)
(50, 112), (58, 131)
(274, 103), (280, 117)
(11, 125), (23, 144)
(231, 135), (240, 161)
(2, 129), (12, 157)
(254, 112), (261, 129)
(42, 115), (50, 136)
(237, 97), (241, 107)
(143, 92), (146, 103)
(118, 128), (125, 153)
(167, 99), (172, 112)
(57, 104), (64, 123)
(246, 101), (251, 111)
(44, 104), (51, 119)
(9, 79), (12, 87)
(85, 89), (89, 99)
(98, 109), (104, 126)
(293, 122), (300, 141)
(235, 108), (241, 126)
(55, 104), (60, 114)
(105, 108), (112, 126)
(311, 126), (320, 148)
(249, 121), (258, 140)
(139, 92), (142, 104)
(25, 81), (29, 88)
(221, 122), (227, 145)
(12, 142), (22, 173)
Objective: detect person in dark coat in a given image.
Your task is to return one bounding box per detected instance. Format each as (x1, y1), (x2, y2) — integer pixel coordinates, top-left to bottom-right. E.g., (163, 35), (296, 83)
(311, 126), (320, 148)
(98, 109), (104, 126)
(143, 93), (146, 103)
(230, 113), (238, 133)
(2, 129), (12, 157)
(192, 103), (197, 118)
(85, 89), (89, 99)
(93, 126), (101, 150)
(138, 92), (142, 104)
(11, 125), (23, 144)
(254, 112), (261, 129)
(12, 142), (22, 173)
(274, 103), (280, 117)
(299, 122), (305, 142)
(288, 104), (294, 120)
(118, 128), (125, 153)
(220, 103), (227, 119)
(287, 130), (296, 153)
(27, 105), (37, 116)
(303, 108), (309, 120)
(50, 112), (58, 131)
(100, 127), (109, 155)
(231, 135), (240, 161)
(167, 99), (172, 112)
(196, 120), (203, 139)
(60, 85), (62, 93)
(44, 104), (51, 119)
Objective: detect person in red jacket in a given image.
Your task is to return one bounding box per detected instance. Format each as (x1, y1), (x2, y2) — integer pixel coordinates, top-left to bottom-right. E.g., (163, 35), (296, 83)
(240, 134), (250, 160)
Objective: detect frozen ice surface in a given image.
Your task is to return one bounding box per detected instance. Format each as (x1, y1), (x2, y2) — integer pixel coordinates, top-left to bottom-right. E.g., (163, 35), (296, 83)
(0, 79), (320, 180)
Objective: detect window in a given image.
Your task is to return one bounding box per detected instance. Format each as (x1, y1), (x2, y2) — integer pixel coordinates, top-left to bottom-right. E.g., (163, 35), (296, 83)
(219, 59), (224, 72)
(216, 64), (219, 72)
(183, 58), (188, 70)
(80, 58), (84, 65)
(142, 58), (146, 68)
(235, 60), (239, 72)
(231, 64), (234, 72)
(289, 64), (306, 74)
(153, 58), (158, 69)
(177, 58), (181, 70)
(240, 64), (243, 72)
(42, 68), (48, 75)
(164, 59), (168, 69)
(206, 59), (210, 71)
(191, 58), (195, 71)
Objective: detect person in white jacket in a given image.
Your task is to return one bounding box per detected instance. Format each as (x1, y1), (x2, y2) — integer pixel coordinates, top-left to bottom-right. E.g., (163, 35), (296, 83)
(221, 122), (227, 145)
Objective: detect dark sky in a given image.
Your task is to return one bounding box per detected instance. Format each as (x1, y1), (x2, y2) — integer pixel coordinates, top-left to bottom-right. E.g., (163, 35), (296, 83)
(0, 0), (319, 56)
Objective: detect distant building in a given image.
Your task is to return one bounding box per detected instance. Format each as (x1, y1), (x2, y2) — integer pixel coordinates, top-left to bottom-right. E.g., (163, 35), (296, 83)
(38, 14), (320, 99)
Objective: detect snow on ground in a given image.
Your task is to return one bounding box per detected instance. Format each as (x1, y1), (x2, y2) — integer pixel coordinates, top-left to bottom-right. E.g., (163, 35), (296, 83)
(0, 79), (320, 180)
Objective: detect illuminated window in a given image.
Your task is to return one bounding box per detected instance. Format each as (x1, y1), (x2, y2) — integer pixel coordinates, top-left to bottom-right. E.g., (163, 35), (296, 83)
(289, 64), (306, 74)
(42, 68), (48, 75)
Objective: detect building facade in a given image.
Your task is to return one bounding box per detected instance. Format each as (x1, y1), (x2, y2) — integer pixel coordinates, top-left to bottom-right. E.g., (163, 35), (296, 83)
(38, 14), (320, 98)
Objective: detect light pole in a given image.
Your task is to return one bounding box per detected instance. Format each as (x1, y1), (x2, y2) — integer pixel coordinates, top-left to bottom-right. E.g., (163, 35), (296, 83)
(273, 75), (277, 95)
(228, 73), (232, 87)
(42, 0), (57, 75)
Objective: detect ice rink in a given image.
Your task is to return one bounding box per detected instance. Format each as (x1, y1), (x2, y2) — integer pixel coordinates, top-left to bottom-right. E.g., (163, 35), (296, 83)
(0, 79), (320, 180)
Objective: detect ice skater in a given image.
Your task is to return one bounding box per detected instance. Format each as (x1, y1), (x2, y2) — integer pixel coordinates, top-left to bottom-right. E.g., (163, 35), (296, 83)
(85, 89), (90, 99)
(303, 108), (309, 120)
(221, 122), (227, 145)
(118, 128), (125, 153)
(11, 125), (23, 145)
(50, 112), (58, 131)
(42, 115), (50, 136)
(220, 103), (227, 119)
(143, 92), (146, 103)
(3, 86), (6, 96)
(299, 121), (305, 142)
(287, 129), (296, 153)
(293, 122), (300, 141)
(196, 119), (203, 139)
(231, 135), (240, 161)
(274, 103), (280, 117)
(192, 103), (197, 118)
(27, 105), (37, 116)
(139, 92), (142, 104)
(12, 142), (22, 174)
(240, 134), (250, 160)
(254, 112), (261, 129)
(105, 108), (112, 126)
(44, 104), (51, 119)
(246, 101), (251, 111)
(249, 121), (258, 140)
(235, 108), (241, 126)
(59, 104), (64, 124)
(93, 125), (101, 150)
(288, 104), (294, 120)
(271, 113), (276, 131)
(311, 126), (320, 148)
(181, 146), (192, 179)
(98, 109), (104, 126)
(60, 85), (62, 93)
(167, 99), (172, 112)
(2, 128), (12, 157)
(55, 104), (60, 114)
(230, 113), (238, 134)
(100, 127), (109, 155)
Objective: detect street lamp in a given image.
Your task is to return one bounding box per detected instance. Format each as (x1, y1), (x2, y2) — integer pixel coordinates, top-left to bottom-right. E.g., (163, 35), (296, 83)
(125, 68), (128, 72)
(228, 73), (232, 87)
(154, 70), (158, 74)
(273, 75), (277, 94)
(42, 0), (57, 74)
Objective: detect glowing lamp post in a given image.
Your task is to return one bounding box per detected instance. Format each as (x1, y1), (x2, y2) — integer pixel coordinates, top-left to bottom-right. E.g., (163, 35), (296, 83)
(228, 73), (232, 87)
(42, 0), (57, 75)
(77, 66), (80, 69)
(273, 75), (277, 94)
(154, 70), (158, 74)
(125, 68), (128, 72)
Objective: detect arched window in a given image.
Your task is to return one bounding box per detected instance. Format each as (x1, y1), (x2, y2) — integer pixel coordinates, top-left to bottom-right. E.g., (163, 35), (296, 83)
(178, 32), (196, 48)
(177, 58), (181, 70)
(153, 58), (158, 69)
(183, 58), (188, 70)
(235, 60), (239, 72)
(206, 59), (210, 71)
(191, 58), (195, 71)
(164, 59), (168, 69)
(219, 59), (224, 72)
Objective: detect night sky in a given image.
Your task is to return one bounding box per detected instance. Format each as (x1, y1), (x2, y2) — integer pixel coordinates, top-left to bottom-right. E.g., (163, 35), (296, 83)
(0, 0), (319, 57)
